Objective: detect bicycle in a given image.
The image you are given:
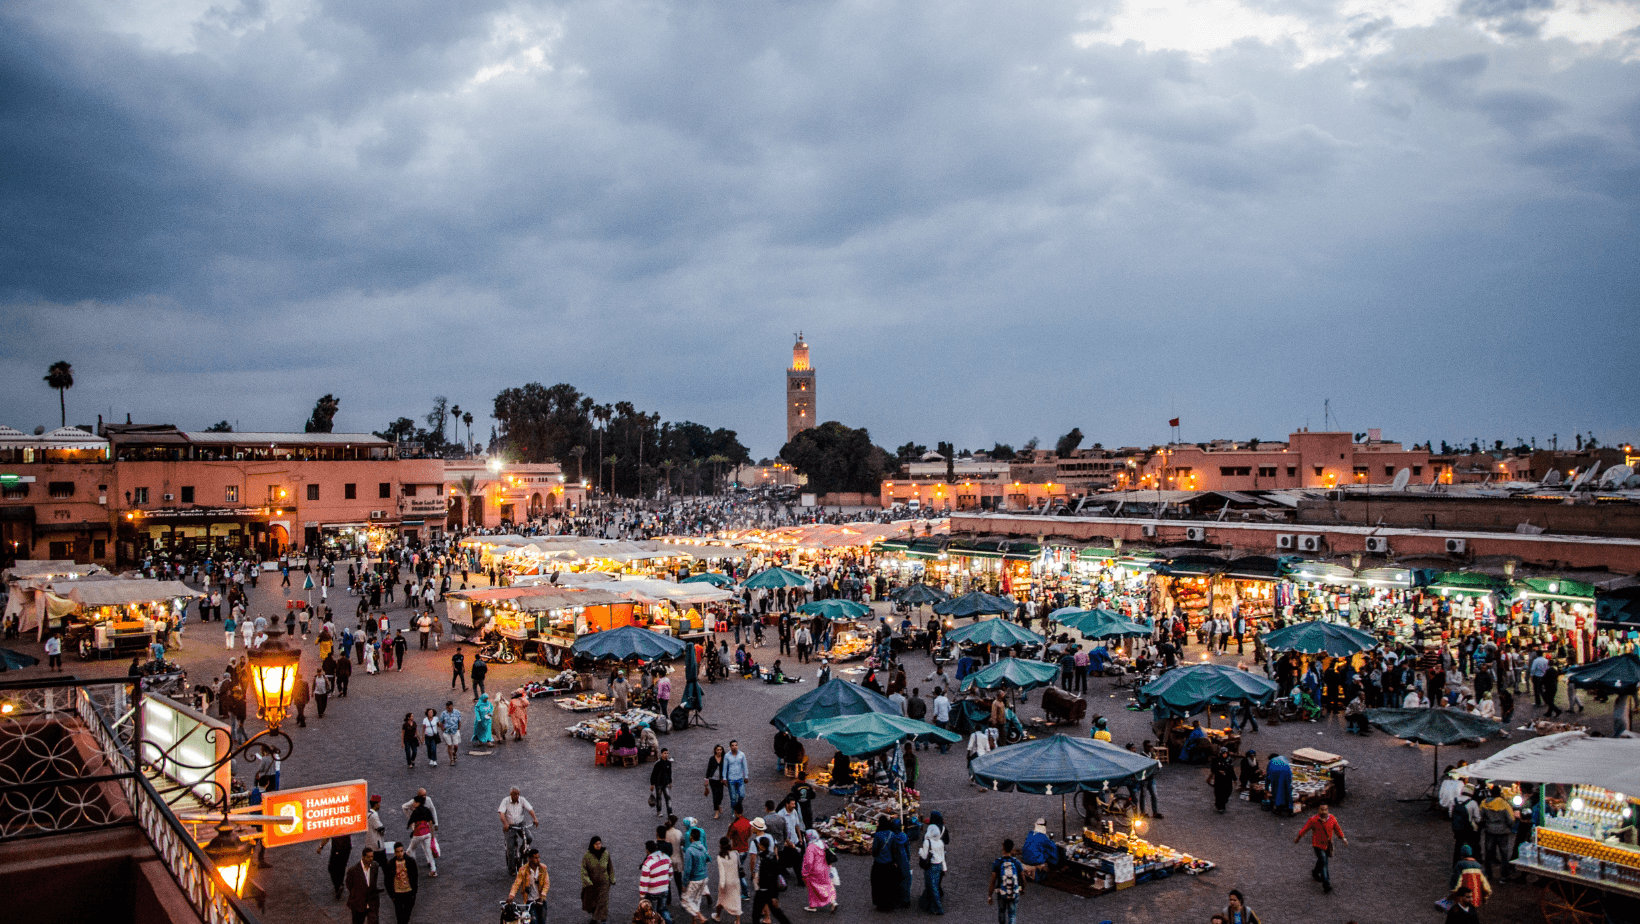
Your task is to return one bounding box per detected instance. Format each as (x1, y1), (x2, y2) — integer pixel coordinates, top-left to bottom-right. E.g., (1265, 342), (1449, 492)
(499, 899), (537, 924)
(505, 822), (536, 876)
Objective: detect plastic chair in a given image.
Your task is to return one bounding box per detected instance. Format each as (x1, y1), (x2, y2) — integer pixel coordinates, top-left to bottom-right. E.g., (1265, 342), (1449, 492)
(594, 741), (609, 767)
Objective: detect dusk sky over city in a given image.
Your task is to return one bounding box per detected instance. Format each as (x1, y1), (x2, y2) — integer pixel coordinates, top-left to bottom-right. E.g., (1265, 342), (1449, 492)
(2, 0), (1637, 457)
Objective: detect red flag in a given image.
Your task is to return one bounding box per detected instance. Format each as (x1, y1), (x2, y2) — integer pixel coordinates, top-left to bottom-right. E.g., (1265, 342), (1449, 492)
(1168, 417), (1180, 428)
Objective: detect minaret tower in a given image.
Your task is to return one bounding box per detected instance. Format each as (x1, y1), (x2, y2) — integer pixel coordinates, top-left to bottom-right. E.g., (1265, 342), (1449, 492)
(786, 332), (816, 443)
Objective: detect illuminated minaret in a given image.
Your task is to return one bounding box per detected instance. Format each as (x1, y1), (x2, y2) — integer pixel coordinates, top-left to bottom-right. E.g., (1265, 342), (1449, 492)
(786, 332), (816, 443)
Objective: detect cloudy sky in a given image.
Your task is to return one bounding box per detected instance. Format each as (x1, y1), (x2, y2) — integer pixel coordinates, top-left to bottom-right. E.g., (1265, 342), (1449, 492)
(2, 0), (1637, 458)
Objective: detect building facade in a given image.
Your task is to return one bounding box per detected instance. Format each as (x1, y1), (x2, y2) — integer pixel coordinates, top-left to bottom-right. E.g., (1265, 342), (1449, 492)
(1135, 430), (1434, 492)
(785, 333), (816, 443)
(444, 460), (586, 530)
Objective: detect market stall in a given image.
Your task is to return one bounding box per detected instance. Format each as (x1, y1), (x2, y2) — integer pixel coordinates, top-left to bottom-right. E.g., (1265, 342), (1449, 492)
(1458, 731), (1640, 923)
(444, 586), (633, 667)
(3, 560), (107, 638)
(1136, 664), (1276, 760)
(48, 578), (201, 659)
(970, 735), (1209, 897)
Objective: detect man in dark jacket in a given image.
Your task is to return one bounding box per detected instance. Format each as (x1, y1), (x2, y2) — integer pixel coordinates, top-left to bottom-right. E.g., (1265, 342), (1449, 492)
(344, 846), (382, 924)
(650, 747), (673, 816)
(382, 843), (419, 924)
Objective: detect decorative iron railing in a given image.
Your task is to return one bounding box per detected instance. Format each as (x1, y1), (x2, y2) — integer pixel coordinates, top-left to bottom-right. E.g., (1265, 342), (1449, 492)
(0, 676), (260, 924)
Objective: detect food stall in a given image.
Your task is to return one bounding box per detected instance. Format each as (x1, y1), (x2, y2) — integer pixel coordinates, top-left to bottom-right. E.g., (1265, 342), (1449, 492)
(3, 560), (107, 639)
(1062, 829), (1214, 894)
(48, 577), (201, 659)
(444, 586), (634, 667)
(1458, 731), (1640, 922)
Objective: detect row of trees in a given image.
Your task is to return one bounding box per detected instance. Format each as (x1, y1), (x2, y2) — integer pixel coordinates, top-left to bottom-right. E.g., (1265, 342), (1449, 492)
(490, 382), (752, 498)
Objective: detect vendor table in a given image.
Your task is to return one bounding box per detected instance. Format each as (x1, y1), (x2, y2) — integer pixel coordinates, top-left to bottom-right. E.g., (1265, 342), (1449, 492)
(1165, 725), (1241, 759)
(1045, 829), (1212, 897)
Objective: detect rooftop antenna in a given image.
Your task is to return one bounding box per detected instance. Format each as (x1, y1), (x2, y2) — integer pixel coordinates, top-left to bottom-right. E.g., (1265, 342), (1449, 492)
(1324, 399), (1331, 431)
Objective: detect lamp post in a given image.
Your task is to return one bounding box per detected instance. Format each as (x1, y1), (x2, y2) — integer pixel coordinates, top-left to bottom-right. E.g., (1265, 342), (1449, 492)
(204, 820), (255, 897)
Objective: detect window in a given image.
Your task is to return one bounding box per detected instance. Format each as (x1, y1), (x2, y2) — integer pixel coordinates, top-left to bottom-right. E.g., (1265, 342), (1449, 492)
(1412, 466), (1423, 476)
(1385, 466), (1394, 477)
(93, 539), (105, 559)
(48, 481), (75, 498)
(307, 484), (320, 501)
(379, 482), (391, 498)
(133, 487), (149, 505)
(1258, 466), (1277, 477)
(1353, 466), (1369, 475)
(1218, 466), (1250, 477)
(437, 484), (444, 495)
(1286, 466), (1297, 477)
(180, 486), (194, 504)
(403, 484), (418, 497)
(225, 485), (239, 503)
(1313, 467), (1324, 477)
(1, 483), (27, 499)
(344, 483), (357, 499)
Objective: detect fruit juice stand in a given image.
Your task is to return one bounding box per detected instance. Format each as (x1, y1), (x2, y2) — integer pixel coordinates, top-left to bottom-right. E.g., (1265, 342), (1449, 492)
(1457, 731), (1640, 923)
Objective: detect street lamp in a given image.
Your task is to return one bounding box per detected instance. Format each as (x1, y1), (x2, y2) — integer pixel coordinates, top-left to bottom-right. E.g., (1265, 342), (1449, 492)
(245, 633), (302, 729)
(204, 820), (255, 897)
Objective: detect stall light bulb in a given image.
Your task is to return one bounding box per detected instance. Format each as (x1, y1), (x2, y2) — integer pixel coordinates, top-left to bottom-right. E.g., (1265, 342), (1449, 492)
(1512, 795), (1523, 808)
(1572, 797), (1585, 812)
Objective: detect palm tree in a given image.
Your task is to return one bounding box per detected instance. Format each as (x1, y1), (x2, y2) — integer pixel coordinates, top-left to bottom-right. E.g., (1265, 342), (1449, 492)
(569, 445), (587, 484)
(462, 411), (474, 451)
(593, 404), (613, 494)
(706, 454), (731, 496)
(450, 404), (461, 450)
(658, 459), (676, 497)
(457, 475), (480, 527)
(43, 361), (73, 428)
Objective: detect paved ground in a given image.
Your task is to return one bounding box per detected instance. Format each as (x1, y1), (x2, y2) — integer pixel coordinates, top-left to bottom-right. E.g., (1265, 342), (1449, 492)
(8, 572), (1571, 924)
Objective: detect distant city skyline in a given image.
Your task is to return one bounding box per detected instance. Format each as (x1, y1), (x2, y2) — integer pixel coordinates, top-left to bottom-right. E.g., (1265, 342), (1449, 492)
(1, 2), (1636, 458)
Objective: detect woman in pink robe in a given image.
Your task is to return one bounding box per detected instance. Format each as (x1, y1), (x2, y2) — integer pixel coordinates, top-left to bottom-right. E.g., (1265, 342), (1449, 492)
(507, 692), (529, 740)
(801, 829), (837, 911)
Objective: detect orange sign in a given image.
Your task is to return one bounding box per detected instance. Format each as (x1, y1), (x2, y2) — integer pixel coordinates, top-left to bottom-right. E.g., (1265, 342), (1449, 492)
(261, 780), (369, 848)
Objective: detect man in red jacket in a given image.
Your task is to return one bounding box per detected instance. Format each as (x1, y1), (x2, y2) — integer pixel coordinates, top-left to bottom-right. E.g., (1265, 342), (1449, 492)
(1294, 803), (1348, 893)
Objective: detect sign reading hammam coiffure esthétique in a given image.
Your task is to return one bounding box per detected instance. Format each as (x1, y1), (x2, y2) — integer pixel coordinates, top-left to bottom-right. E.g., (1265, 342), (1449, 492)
(261, 780), (369, 848)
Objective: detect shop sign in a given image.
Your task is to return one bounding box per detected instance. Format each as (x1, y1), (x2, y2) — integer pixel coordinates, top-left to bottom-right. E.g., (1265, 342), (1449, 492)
(406, 497), (447, 516)
(262, 780), (369, 848)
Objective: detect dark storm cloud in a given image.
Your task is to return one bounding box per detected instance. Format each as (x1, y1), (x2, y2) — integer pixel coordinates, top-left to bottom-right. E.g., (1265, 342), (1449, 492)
(0, 0), (1637, 454)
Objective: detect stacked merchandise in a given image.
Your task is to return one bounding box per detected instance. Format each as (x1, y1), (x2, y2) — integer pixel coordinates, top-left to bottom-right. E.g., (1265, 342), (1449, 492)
(564, 708), (662, 741)
(554, 692), (615, 712)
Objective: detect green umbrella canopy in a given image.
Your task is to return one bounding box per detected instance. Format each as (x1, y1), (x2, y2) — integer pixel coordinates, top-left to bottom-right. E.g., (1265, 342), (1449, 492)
(890, 583), (950, 605)
(1058, 609), (1153, 639)
(1136, 664), (1278, 717)
(1260, 620), (1381, 656)
(797, 599), (873, 621)
(970, 734), (1159, 794)
(1430, 571), (1506, 594)
(787, 713), (961, 756)
(681, 572), (734, 587)
(770, 678), (901, 732)
(959, 657), (1062, 693)
(932, 591), (1017, 618)
(1364, 707), (1503, 745)
(741, 567), (812, 590)
(1567, 652), (1640, 693)
(0, 647), (40, 670)
(944, 618), (1046, 649)
(570, 625), (686, 661)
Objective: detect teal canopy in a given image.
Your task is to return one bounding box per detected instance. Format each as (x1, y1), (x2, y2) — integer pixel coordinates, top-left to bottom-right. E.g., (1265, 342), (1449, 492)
(570, 625), (686, 661)
(970, 735), (1159, 794)
(1364, 707), (1503, 746)
(1137, 664), (1278, 717)
(681, 572), (734, 587)
(944, 618), (1045, 649)
(890, 583), (949, 605)
(1058, 608), (1153, 639)
(932, 591), (1016, 618)
(797, 599), (873, 621)
(787, 713), (960, 756)
(1567, 653), (1640, 693)
(959, 657), (1061, 693)
(741, 567), (812, 590)
(1260, 620), (1380, 656)
(770, 678), (900, 732)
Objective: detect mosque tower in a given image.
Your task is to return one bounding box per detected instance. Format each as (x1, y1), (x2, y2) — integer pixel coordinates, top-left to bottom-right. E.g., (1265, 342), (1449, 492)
(786, 332), (816, 443)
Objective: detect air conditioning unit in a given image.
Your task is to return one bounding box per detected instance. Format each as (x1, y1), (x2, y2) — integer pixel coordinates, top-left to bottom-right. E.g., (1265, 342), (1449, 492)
(1185, 527), (1207, 542)
(1364, 536), (1390, 554)
(1445, 538), (1467, 554)
(1276, 534), (1296, 550)
(1141, 524), (1158, 538)
(370, 510), (386, 521)
(1298, 535), (1323, 553)
(163, 493), (174, 502)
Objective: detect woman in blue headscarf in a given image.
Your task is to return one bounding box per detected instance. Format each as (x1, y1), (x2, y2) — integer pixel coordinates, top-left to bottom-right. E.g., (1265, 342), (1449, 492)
(471, 691), (494, 745)
(1265, 752), (1294, 814)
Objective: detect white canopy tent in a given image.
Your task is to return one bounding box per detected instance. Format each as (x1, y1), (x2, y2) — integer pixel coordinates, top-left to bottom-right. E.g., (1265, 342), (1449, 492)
(1456, 731), (1640, 795)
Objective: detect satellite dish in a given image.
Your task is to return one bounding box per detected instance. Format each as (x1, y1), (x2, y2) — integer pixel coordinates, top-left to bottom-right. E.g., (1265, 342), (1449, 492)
(1602, 465), (1634, 488)
(1542, 469), (1563, 487)
(32, 426), (44, 435)
(1391, 468), (1411, 491)
(549, 570), (560, 585)
(1569, 464), (1594, 491)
